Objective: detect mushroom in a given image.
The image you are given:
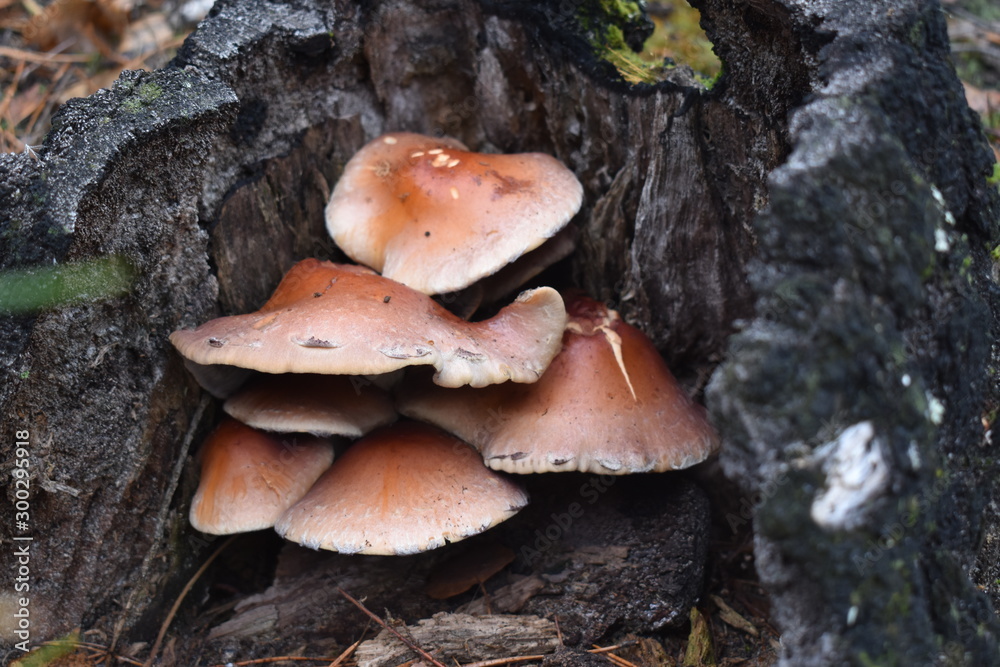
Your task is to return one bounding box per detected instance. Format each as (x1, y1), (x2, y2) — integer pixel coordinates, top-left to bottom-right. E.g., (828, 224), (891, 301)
(443, 224), (579, 318)
(396, 294), (720, 474)
(223, 373), (396, 438)
(325, 132), (583, 295)
(189, 418), (334, 534)
(274, 421), (528, 555)
(169, 259), (568, 388)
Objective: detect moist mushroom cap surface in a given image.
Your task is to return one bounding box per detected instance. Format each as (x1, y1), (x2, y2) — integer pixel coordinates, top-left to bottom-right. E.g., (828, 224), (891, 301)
(223, 373), (397, 438)
(274, 421), (528, 555)
(169, 259), (567, 388)
(397, 294), (720, 474)
(190, 418), (334, 534)
(325, 132), (583, 295)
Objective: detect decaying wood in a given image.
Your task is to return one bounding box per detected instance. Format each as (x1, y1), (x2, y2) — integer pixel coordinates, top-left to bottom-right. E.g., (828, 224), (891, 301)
(354, 613), (560, 667)
(0, 0), (997, 664)
(205, 476), (709, 656)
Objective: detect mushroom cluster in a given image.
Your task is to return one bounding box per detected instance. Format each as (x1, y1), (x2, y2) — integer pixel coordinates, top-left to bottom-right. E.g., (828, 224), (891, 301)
(170, 132), (719, 556)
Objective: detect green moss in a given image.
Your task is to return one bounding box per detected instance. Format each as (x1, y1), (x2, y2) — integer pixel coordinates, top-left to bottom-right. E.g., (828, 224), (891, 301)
(579, 0), (720, 86)
(576, 0), (722, 87)
(605, 23), (627, 49)
(138, 81), (163, 102)
(121, 99), (141, 113)
(641, 0), (721, 81)
(987, 163), (1000, 189)
(599, 27), (666, 84)
(577, 0), (657, 84)
(907, 19), (927, 50)
(961, 254), (973, 276)
(121, 81), (164, 113)
(599, 0), (644, 24)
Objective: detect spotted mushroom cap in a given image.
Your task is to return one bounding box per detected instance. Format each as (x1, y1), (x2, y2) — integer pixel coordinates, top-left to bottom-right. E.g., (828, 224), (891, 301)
(169, 259), (567, 388)
(397, 294), (720, 474)
(274, 421), (528, 555)
(223, 373), (397, 438)
(190, 418), (335, 535)
(325, 132), (583, 295)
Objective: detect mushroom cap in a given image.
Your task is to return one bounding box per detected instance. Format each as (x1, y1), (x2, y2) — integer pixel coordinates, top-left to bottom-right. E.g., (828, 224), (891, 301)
(190, 418), (335, 534)
(325, 132), (583, 295)
(223, 373), (397, 438)
(274, 421), (528, 555)
(477, 223), (578, 305)
(169, 259), (567, 388)
(397, 294), (720, 474)
(425, 225), (578, 320)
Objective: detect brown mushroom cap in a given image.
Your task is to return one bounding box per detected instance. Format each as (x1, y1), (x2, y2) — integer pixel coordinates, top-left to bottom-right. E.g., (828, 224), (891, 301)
(325, 132), (583, 295)
(274, 421), (528, 555)
(169, 259), (567, 388)
(223, 373), (397, 438)
(397, 294), (720, 474)
(190, 418), (334, 534)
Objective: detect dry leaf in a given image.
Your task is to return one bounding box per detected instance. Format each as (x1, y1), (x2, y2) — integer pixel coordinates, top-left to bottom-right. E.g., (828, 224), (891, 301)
(964, 81), (1000, 117)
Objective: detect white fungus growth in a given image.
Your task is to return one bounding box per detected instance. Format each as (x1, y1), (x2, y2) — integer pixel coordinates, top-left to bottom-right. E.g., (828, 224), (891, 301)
(811, 421), (889, 531)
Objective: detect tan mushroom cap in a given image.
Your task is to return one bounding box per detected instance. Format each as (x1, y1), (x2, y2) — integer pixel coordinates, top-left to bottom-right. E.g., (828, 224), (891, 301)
(274, 421), (528, 555)
(223, 373), (397, 438)
(325, 132), (583, 295)
(397, 294), (720, 474)
(190, 418), (334, 535)
(169, 259), (567, 388)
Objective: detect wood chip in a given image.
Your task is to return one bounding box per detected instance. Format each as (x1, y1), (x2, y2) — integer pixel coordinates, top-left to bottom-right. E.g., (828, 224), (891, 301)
(354, 613), (560, 667)
(709, 594), (759, 637)
(682, 608), (716, 667)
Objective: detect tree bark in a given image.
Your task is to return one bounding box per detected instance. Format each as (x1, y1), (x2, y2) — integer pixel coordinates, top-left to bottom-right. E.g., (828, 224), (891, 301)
(0, 0), (997, 664)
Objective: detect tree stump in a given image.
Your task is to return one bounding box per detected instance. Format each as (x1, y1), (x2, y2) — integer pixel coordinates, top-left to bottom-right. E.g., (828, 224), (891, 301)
(1, 0), (998, 664)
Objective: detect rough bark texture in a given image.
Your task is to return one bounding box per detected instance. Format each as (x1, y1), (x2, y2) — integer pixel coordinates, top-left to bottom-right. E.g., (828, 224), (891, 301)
(0, 0), (997, 664)
(704, 1), (1000, 664)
